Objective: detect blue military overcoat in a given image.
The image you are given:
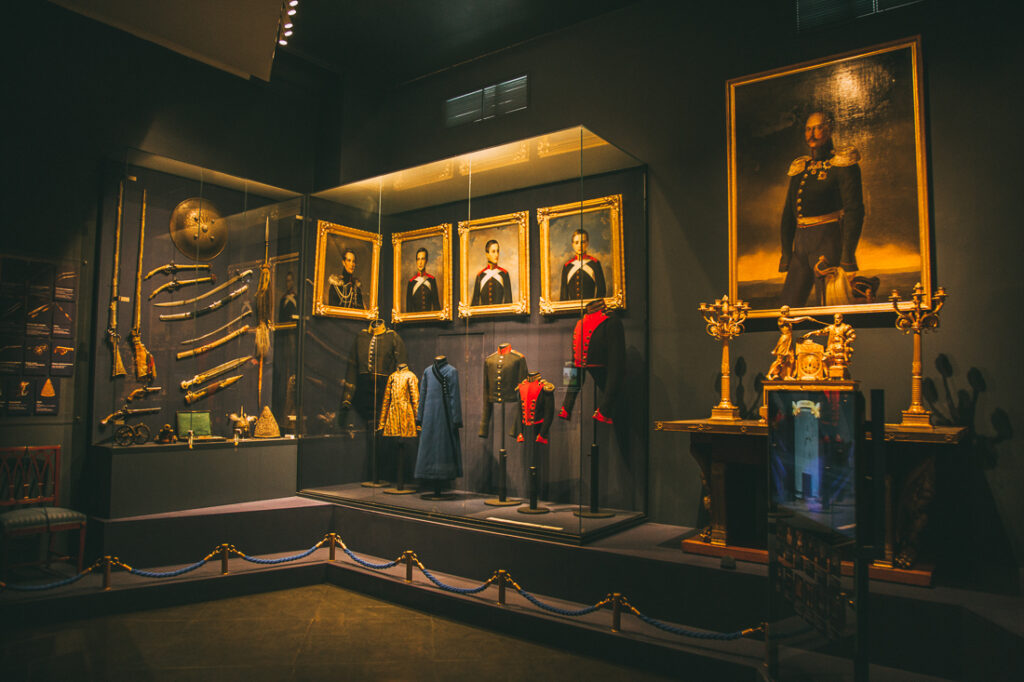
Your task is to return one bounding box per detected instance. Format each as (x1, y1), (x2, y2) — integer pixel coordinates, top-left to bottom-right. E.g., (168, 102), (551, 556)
(415, 359), (463, 480)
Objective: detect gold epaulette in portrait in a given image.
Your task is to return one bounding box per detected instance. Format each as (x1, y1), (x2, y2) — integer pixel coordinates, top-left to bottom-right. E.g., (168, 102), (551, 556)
(787, 155), (811, 176)
(831, 146), (861, 167)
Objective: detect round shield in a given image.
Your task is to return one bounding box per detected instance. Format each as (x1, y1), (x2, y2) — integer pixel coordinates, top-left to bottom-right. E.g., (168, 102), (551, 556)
(169, 198), (226, 261)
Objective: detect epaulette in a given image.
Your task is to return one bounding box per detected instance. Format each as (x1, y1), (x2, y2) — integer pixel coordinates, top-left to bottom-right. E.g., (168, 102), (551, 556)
(787, 156), (811, 176)
(831, 146), (860, 167)
(510, 349), (524, 357)
(542, 380), (555, 392)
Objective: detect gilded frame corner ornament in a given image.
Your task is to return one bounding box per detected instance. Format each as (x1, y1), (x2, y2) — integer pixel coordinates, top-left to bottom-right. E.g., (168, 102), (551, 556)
(458, 211), (530, 319)
(391, 223), (453, 324)
(537, 194), (625, 316)
(312, 220), (381, 320)
(727, 37), (930, 319)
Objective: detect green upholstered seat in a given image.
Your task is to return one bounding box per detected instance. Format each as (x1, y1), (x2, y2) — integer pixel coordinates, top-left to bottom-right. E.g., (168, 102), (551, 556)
(0, 506), (87, 531)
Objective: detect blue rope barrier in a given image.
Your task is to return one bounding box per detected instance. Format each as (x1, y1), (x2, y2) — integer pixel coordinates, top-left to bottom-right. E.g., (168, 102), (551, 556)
(513, 586), (607, 617)
(238, 544), (320, 564)
(632, 610), (747, 640)
(341, 546), (401, 570)
(1, 570), (90, 591)
(418, 565), (492, 595)
(128, 557), (210, 578)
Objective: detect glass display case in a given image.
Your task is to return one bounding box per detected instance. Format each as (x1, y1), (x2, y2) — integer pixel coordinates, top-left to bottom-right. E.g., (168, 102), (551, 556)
(296, 126), (648, 542)
(91, 150), (302, 448)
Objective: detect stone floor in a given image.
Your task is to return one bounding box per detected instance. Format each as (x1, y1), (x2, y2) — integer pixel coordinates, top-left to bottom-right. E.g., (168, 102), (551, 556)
(3, 583), (676, 681)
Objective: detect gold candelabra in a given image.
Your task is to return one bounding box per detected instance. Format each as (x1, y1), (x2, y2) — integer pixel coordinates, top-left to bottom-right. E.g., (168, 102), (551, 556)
(699, 295), (750, 421)
(889, 282), (947, 429)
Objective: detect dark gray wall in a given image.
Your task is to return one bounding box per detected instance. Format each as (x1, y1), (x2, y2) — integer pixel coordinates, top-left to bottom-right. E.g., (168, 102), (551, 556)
(333, 0), (1024, 591)
(3, 2), (339, 511)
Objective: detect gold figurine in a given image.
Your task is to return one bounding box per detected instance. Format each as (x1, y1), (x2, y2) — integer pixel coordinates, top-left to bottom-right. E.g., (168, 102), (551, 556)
(699, 295), (750, 420)
(767, 305), (816, 380)
(802, 313), (856, 379)
(890, 282), (948, 429)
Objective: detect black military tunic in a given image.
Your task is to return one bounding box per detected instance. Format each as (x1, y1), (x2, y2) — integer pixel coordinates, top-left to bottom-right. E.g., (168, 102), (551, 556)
(328, 271), (365, 309)
(342, 324), (407, 421)
(779, 145), (864, 308)
(405, 272), (441, 312)
(559, 255), (606, 301)
(471, 265), (512, 306)
(479, 346), (528, 438)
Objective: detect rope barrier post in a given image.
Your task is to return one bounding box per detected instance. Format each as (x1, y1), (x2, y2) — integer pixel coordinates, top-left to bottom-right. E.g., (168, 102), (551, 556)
(329, 534), (336, 561)
(103, 556), (112, 591)
(221, 544), (230, 575)
(611, 593), (622, 632)
(497, 570), (507, 606)
(404, 551), (413, 582)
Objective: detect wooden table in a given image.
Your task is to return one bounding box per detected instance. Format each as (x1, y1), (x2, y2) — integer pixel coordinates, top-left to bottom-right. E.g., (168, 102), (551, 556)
(654, 418), (966, 585)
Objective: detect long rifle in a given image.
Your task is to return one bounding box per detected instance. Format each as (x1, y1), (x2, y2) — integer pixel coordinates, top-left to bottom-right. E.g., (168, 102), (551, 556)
(107, 179), (127, 377)
(130, 189), (156, 383)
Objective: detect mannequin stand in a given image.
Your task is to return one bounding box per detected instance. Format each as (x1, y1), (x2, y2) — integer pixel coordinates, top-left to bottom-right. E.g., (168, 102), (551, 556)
(518, 427), (550, 514)
(420, 479), (456, 501)
(384, 441), (416, 495)
(574, 380), (614, 518)
(361, 425), (389, 488)
(486, 403), (521, 506)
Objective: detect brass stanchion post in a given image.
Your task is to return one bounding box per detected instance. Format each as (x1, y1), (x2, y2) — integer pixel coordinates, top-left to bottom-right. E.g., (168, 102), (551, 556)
(497, 570), (507, 605)
(103, 556), (112, 591)
(405, 551), (413, 582)
(329, 534), (336, 561)
(611, 593), (622, 632)
(221, 545), (230, 574)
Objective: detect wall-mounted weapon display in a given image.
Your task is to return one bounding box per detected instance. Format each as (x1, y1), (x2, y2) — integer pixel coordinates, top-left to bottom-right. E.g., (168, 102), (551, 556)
(175, 325), (250, 360)
(126, 385), (162, 402)
(169, 198), (225, 261)
(153, 269), (253, 308)
(115, 422), (151, 446)
(180, 355), (252, 391)
(100, 404), (161, 426)
(130, 189), (156, 383)
(185, 373), (242, 404)
(148, 274), (216, 300)
(157, 283), (249, 321)
(107, 178), (127, 378)
(180, 306), (252, 346)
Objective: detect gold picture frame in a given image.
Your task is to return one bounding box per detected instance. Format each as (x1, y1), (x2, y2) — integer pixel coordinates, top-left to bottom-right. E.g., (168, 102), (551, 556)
(537, 194), (625, 315)
(391, 223), (453, 324)
(727, 37), (930, 318)
(269, 253), (299, 330)
(458, 211), (530, 319)
(312, 220), (381, 320)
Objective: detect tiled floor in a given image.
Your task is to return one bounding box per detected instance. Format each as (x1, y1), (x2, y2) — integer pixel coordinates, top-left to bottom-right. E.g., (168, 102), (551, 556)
(3, 584), (675, 681)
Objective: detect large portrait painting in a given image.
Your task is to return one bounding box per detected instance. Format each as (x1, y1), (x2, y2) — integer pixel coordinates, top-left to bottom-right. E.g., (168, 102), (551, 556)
(728, 38), (930, 317)
(312, 220), (381, 320)
(458, 211), (529, 318)
(391, 223), (452, 323)
(537, 194), (625, 315)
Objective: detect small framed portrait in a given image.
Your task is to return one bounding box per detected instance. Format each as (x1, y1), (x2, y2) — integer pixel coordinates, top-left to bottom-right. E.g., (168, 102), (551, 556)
(391, 224), (452, 323)
(312, 220), (381, 320)
(458, 211), (529, 318)
(270, 253), (299, 330)
(537, 194), (625, 315)
(728, 38), (930, 317)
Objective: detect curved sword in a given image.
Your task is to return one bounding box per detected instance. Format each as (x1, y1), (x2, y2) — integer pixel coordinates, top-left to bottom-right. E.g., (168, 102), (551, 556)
(180, 305), (252, 346)
(154, 269), (253, 308)
(158, 283), (249, 321)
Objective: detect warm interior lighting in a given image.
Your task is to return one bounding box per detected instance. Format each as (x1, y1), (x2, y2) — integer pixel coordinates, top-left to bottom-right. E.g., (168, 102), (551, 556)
(289, 0), (299, 6)
(287, 8), (296, 15)
(278, 38), (288, 45)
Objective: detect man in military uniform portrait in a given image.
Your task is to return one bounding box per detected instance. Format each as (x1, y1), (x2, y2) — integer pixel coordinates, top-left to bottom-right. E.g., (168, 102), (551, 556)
(779, 111), (865, 308)
(471, 239), (512, 306)
(278, 270), (297, 323)
(559, 228), (606, 302)
(406, 247), (441, 312)
(328, 247), (365, 309)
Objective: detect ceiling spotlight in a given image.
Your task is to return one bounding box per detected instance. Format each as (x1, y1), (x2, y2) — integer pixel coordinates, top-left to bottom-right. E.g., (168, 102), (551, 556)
(278, 38), (288, 46)
(289, 1), (299, 6)
(284, 22), (293, 28)
(287, 8), (296, 15)
(284, 30), (293, 37)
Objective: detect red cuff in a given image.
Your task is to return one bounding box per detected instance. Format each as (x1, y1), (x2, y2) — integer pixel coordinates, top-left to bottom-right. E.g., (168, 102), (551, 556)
(535, 435), (548, 444)
(593, 408), (613, 424)
(516, 433), (524, 442)
(558, 407), (570, 420)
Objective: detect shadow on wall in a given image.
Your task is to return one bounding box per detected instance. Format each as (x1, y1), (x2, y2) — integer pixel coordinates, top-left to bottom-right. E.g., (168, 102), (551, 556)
(712, 356), (765, 421)
(922, 355), (1016, 594)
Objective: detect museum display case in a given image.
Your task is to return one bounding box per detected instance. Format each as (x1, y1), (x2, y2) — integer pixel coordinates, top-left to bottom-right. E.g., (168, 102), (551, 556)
(296, 126), (649, 542)
(88, 151), (303, 516)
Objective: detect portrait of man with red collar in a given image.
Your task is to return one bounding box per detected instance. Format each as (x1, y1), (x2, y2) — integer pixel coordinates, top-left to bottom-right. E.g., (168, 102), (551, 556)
(559, 228), (606, 302)
(406, 247), (441, 312)
(471, 239), (512, 306)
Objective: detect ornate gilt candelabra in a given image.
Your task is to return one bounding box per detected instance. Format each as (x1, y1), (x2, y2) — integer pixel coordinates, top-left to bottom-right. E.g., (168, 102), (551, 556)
(699, 295), (750, 421)
(889, 282), (947, 429)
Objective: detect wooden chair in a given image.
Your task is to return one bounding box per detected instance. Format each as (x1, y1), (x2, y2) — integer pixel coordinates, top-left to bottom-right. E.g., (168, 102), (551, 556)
(0, 446), (87, 573)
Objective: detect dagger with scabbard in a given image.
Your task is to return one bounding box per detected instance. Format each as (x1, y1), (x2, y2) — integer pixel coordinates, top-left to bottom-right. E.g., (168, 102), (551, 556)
(175, 325), (250, 360)
(149, 274), (216, 299)
(153, 269), (253, 307)
(180, 355), (252, 391)
(185, 374), (243, 404)
(158, 283), (249, 321)
(144, 263), (211, 280)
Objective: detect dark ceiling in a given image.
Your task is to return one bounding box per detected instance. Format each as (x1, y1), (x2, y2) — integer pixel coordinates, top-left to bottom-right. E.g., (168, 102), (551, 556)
(283, 0), (643, 85)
